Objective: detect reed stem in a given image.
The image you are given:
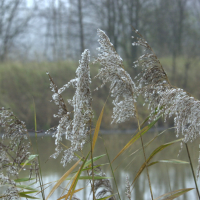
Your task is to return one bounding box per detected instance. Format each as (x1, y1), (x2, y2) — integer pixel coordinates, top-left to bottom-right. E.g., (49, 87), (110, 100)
(135, 103), (154, 200)
(90, 124), (96, 200)
(185, 143), (200, 199)
(139, 133), (154, 200)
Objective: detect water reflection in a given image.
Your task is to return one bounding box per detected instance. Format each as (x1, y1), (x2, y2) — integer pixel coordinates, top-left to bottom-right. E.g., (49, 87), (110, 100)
(3, 130), (200, 199)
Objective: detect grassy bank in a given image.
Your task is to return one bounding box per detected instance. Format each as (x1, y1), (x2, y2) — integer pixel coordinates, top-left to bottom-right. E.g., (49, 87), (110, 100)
(0, 57), (199, 130)
(0, 61), (119, 130)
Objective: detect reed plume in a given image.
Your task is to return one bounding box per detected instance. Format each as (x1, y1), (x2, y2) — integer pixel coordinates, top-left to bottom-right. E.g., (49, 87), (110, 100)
(132, 29), (200, 143)
(0, 107), (38, 199)
(46, 49), (93, 166)
(95, 29), (136, 124)
(95, 28), (200, 177)
(132, 28), (200, 176)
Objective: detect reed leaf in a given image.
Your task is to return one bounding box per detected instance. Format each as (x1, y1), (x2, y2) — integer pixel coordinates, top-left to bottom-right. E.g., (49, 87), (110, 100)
(112, 116), (161, 163)
(96, 193), (117, 200)
(73, 163), (108, 174)
(16, 185), (38, 191)
(45, 158), (82, 200)
(82, 163), (108, 171)
(19, 191), (38, 194)
(32, 99), (45, 200)
(114, 127), (172, 171)
(92, 103), (106, 151)
(14, 178), (35, 183)
(73, 187), (84, 193)
(64, 152), (90, 200)
(132, 138), (182, 185)
(57, 188), (84, 200)
(18, 193), (40, 199)
(148, 159), (189, 167)
(154, 188), (194, 200)
(84, 154), (106, 168)
(19, 155), (38, 170)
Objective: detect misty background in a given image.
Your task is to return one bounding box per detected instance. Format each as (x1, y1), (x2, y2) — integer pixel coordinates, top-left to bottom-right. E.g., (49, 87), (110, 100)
(1, 0), (200, 130)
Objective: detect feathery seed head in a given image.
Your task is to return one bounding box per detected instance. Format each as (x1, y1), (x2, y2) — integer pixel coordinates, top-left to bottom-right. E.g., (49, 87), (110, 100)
(47, 49), (93, 166)
(95, 29), (136, 124)
(0, 108), (38, 199)
(132, 28), (200, 173)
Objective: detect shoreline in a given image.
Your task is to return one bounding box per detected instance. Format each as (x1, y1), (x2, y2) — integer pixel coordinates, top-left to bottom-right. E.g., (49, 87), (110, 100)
(0, 126), (173, 137)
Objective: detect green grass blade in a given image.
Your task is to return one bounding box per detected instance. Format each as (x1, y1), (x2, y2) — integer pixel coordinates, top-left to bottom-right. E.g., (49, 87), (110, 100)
(148, 159), (189, 167)
(17, 185), (38, 191)
(18, 193), (40, 199)
(84, 154), (106, 168)
(14, 177), (35, 183)
(19, 191), (38, 194)
(33, 99), (45, 200)
(148, 138), (182, 158)
(20, 155), (38, 170)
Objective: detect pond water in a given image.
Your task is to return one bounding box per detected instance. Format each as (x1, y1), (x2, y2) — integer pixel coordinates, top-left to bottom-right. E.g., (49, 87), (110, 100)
(2, 129), (200, 200)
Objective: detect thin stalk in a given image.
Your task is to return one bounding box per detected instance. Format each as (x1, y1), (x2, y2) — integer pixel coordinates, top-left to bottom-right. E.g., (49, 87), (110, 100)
(33, 99), (45, 200)
(0, 141), (15, 161)
(185, 143), (200, 200)
(135, 103), (154, 200)
(90, 122), (96, 200)
(104, 140), (121, 200)
(139, 133), (154, 199)
(166, 164), (172, 196)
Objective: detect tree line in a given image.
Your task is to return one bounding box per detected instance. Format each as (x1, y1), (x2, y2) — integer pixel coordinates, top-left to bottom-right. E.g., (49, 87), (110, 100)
(1, 0), (200, 81)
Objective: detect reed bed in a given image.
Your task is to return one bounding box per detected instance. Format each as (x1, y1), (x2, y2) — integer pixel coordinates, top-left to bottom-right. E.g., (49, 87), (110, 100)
(0, 28), (199, 200)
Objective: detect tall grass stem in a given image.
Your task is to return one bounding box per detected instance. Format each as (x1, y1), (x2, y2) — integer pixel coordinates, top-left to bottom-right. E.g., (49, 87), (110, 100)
(104, 140), (121, 200)
(135, 103), (154, 200)
(33, 99), (45, 200)
(90, 123), (96, 200)
(185, 143), (200, 199)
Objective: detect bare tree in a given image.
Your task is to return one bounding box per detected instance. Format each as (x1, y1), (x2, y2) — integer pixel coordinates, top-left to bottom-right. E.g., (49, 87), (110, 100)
(0, 0), (32, 61)
(78, 0), (85, 53)
(170, 0), (187, 83)
(38, 0), (70, 60)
